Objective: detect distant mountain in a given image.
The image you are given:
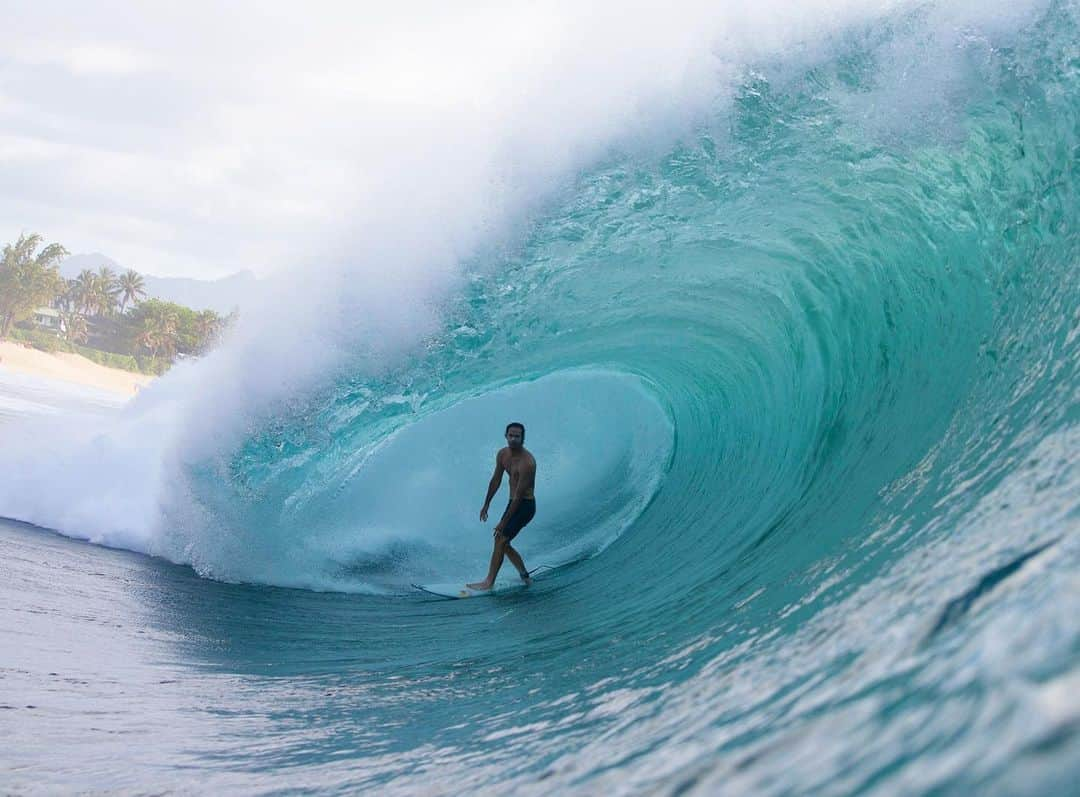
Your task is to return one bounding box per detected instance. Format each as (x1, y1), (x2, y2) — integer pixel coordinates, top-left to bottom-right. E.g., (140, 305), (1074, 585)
(59, 253), (257, 314)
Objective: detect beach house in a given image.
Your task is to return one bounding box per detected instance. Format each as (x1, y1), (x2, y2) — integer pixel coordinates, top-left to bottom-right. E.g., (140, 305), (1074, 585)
(32, 307), (66, 335)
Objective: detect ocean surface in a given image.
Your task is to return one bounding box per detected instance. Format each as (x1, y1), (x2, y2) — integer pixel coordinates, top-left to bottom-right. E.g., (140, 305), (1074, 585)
(2, 2), (1078, 794)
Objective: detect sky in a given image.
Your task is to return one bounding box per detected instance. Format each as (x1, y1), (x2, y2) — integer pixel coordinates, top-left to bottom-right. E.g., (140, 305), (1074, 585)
(0, 0), (904, 281)
(0, 2), (581, 279)
(2, 1), (1032, 282)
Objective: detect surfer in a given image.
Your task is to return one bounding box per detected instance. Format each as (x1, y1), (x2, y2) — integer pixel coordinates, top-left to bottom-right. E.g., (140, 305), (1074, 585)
(467, 422), (536, 590)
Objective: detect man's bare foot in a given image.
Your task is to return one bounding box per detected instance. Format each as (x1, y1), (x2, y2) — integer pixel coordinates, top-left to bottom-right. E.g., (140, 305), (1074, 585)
(519, 572), (532, 585)
(466, 581), (493, 590)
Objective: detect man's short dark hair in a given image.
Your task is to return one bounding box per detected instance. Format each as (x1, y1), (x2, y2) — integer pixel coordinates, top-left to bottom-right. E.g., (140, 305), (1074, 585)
(505, 422), (525, 438)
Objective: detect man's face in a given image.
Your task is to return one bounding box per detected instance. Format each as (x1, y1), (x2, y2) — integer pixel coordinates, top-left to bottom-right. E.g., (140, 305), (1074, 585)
(506, 428), (524, 449)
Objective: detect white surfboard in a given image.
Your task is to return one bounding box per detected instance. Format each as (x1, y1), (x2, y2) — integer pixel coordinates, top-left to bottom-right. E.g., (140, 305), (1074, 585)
(411, 579), (531, 599)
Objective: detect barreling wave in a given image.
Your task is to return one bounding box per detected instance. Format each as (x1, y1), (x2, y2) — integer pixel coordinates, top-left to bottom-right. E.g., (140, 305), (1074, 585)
(1, 2), (1075, 598)
(2, 1), (1078, 792)
(152, 0), (1077, 604)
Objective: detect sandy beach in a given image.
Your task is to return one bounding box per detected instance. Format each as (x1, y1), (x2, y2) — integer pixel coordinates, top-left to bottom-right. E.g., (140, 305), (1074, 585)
(0, 340), (155, 396)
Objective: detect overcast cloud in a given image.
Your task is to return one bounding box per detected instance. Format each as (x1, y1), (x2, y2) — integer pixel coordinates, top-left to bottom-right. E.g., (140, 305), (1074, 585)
(5, 1), (1021, 281)
(0, 1), (580, 278)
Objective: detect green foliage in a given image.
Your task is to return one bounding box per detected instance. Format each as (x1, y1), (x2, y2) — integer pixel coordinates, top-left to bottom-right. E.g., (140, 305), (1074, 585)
(63, 310), (89, 344)
(75, 345), (164, 375)
(128, 298), (179, 359)
(74, 345), (136, 372)
(10, 326), (73, 354)
(9, 326), (163, 375)
(31, 332), (62, 352)
(135, 355), (171, 376)
(117, 269), (146, 313)
(3, 233), (233, 376)
(0, 234), (68, 338)
(127, 298), (224, 358)
(68, 266), (120, 318)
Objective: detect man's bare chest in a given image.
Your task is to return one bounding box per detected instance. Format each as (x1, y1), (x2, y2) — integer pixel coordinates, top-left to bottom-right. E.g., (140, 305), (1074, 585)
(502, 455), (532, 481)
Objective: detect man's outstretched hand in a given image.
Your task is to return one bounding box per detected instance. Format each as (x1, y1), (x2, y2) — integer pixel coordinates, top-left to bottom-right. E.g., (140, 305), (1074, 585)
(480, 506), (489, 522)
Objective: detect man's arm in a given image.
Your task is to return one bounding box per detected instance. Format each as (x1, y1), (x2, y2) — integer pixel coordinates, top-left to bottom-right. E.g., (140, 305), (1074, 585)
(480, 452), (505, 522)
(496, 458), (535, 534)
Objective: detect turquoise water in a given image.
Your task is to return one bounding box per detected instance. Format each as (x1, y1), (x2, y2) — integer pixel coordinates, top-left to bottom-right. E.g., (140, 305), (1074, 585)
(2, 2), (1079, 793)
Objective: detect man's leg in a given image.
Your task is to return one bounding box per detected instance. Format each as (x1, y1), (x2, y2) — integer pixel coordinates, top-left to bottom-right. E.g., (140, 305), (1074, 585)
(467, 535), (507, 590)
(504, 544), (530, 582)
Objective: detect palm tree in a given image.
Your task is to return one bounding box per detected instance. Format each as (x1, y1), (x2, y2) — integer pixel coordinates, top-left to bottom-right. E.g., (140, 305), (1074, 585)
(137, 303), (179, 360)
(0, 233), (68, 338)
(193, 309), (222, 353)
(63, 311), (89, 344)
(96, 267), (119, 316)
(117, 269), (146, 313)
(73, 270), (97, 315)
(57, 278), (79, 313)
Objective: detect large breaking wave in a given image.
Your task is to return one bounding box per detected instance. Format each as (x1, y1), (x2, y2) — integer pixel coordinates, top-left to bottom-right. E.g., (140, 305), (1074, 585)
(3, 1), (1079, 792)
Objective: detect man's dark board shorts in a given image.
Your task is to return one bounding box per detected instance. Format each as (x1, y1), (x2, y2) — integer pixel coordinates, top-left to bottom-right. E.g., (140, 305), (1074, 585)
(501, 498), (536, 542)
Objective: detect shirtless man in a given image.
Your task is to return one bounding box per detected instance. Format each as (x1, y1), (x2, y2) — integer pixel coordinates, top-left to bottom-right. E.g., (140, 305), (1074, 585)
(467, 422), (536, 590)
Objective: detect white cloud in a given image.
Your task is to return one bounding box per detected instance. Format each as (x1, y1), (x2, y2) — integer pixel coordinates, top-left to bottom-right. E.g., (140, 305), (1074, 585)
(0, 0), (1042, 279)
(9, 42), (155, 76)
(0, 2), (574, 277)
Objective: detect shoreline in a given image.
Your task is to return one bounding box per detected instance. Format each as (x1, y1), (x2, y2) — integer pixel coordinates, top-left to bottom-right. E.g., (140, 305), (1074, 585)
(0, 339), (156, 397)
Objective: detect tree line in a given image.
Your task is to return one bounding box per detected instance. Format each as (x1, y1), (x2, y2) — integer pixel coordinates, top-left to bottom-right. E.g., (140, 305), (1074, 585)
(0, 233), (233, 367)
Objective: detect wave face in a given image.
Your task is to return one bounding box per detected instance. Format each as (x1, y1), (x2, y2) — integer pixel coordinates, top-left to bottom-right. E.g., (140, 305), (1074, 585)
(2, 1), (1079, 793)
